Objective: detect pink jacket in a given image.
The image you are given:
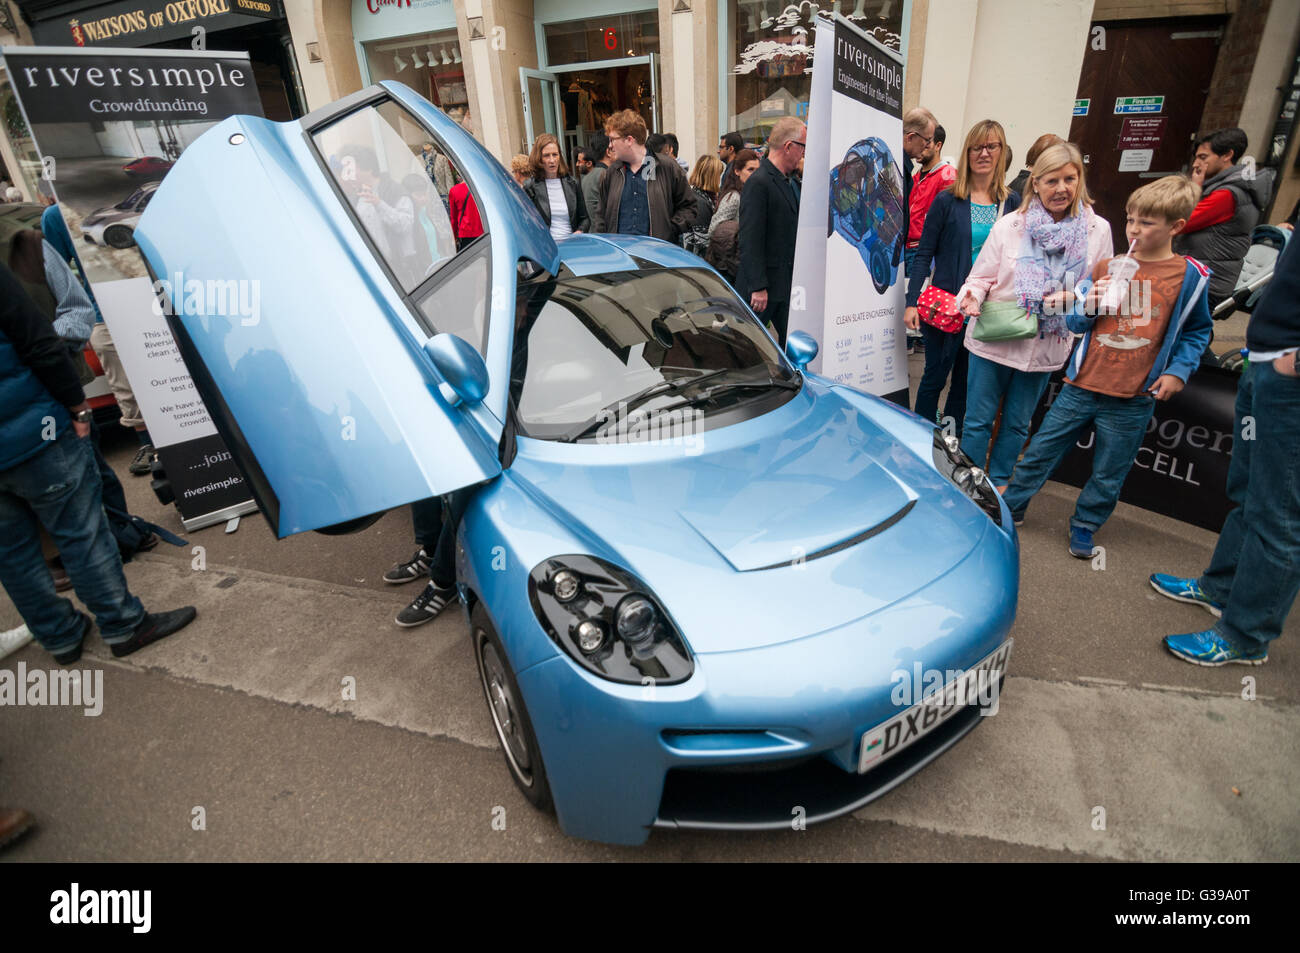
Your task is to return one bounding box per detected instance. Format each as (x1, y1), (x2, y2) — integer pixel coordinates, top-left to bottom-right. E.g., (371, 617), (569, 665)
(957, 206), (1114, 373)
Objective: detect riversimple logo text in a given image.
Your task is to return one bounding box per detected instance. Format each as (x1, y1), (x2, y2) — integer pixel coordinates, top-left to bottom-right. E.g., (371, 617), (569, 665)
(50, 884), (151, 933)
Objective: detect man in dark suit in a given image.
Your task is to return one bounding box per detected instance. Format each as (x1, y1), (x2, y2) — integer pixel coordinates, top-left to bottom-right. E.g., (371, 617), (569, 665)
(736, 117), (806, 346)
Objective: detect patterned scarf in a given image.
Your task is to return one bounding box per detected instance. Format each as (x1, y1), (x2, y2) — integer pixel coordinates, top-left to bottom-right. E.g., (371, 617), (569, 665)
(1015, 198), (1089, 337)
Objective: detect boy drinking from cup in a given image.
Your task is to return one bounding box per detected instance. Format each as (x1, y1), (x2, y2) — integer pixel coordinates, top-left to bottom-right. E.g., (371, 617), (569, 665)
(1000, 175), (1213, 558)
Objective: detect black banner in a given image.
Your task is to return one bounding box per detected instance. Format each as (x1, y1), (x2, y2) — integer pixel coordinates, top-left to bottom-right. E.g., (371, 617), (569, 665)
(28, 0), (282, 49)
(1031, 366), (1240, 532)
(156, 432), (253, 521)
(830, 21), (902, 118)
(2, 49), (261, 124)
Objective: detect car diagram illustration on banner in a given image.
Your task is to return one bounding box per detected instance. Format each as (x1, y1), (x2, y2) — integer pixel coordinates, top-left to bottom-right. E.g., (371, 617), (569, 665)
(829, 137), (905, 294)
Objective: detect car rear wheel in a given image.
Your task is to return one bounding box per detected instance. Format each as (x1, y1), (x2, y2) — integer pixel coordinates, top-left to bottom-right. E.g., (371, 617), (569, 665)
(104, 225), (136, 249)
(472, 603), (554, 813)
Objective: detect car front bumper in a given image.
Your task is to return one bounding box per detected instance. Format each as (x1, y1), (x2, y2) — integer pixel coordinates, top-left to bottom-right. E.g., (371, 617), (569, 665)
(512, 520), (1018, 845)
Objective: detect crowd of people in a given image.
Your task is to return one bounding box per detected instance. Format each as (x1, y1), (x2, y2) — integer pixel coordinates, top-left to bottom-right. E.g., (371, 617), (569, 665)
(1, 100), (1297, 722)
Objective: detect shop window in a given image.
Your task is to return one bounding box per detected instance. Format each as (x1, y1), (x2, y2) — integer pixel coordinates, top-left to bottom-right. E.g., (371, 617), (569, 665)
(312, 99), (476, 314)
(726, 1), (902, 147)
(362, 31), (476, 138)
(543, 12), (660, 67)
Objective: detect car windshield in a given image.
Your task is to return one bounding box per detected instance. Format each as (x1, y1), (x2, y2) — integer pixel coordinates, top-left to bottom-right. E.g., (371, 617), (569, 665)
(511, 266), (798, 442)
(116, 188), (147, 210)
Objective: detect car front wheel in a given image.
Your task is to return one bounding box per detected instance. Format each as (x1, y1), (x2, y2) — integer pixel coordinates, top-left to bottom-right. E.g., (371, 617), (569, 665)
(104, 225), (136, 249)
(472, 603), (553, 813)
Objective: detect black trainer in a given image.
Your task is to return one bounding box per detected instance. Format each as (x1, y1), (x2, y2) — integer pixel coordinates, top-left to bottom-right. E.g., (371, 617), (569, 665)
(383, 547), (431, 585)
(110, 606), (197, 658)
(395, 581), (456, 627)
(129, 444), (156, 476)
(52, 613), (93, 666)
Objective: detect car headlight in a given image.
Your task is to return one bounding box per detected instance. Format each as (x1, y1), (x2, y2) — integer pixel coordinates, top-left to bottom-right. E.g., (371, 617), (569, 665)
(932, 428), (1004, 524)
(528, 555), (693, 685)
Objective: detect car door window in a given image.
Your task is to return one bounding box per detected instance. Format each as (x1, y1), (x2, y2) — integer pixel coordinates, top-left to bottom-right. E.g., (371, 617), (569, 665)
(312, 100), (470, 294)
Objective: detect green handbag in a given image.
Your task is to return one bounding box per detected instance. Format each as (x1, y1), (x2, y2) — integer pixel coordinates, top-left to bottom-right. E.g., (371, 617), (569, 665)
(972, 299), (1038, 342)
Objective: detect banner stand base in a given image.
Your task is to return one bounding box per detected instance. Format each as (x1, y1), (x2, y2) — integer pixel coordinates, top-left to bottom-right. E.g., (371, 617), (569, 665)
(181, 500), (260, 532)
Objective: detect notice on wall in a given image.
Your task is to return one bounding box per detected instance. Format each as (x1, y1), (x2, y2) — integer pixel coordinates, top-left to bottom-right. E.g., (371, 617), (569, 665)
(1119, 149), (1154, 172)
(1073, 98), (1090, 116)
(1118, 117), (1167, 150)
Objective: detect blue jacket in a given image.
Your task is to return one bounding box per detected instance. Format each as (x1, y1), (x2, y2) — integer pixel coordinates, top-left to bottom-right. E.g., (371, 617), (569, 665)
(906, 187), (1020, 307)
(1, 264), (81, 471)
(1065, 257), (1213, 390)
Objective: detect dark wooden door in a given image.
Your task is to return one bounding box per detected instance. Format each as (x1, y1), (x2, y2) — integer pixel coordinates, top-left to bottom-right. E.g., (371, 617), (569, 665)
(1069, 17), (1224, 244)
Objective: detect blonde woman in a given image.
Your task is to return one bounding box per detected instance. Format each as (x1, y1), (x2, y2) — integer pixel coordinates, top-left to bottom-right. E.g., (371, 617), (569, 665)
(509, 154), (531, 187)
(956, 141), (1114, 490)
(688, 155), (724, 227)
(904, 119), (1019, 434)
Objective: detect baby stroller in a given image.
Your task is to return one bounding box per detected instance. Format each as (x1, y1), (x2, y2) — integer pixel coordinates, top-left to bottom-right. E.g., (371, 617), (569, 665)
(1213, 224), (1291, 371)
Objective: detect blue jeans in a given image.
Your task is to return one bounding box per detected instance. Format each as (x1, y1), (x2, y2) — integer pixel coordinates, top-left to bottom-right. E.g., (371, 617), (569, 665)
(0, 428), (145, 653)
(1198, 361), (1300, 650)
(915, 321), (969, 433)
(1001, 382), (1155, 532)
(961, 352), (1052, 485)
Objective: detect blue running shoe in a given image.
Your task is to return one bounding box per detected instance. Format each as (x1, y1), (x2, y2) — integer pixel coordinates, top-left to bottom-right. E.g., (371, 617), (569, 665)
(1149, 573), (1223, 618)
(1068, 526), (1095, 559)
(1164, 629), (1267, 666)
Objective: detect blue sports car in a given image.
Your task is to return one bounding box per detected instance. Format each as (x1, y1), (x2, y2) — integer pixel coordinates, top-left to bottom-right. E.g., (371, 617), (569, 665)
(135, 82), (1019, 846)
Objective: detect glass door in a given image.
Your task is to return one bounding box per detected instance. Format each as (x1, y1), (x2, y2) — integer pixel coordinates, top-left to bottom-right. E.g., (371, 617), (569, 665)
(520, 67), (564, 151)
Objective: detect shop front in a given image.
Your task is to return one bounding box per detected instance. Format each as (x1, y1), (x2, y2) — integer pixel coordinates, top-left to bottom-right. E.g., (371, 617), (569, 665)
(722, 0), (904, 148)
(14, 0), (307, 120)
(352, 0), (477, 141)
(521, 1), (661, 159)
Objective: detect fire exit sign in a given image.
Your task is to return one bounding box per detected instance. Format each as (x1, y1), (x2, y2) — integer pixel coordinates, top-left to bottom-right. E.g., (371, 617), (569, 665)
(1114, 96), (1164, 115)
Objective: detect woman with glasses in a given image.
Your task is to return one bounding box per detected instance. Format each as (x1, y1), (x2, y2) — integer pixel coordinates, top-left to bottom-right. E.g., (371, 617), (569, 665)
(955, 141), (1114, 491)
(904, 120), (1020, 437)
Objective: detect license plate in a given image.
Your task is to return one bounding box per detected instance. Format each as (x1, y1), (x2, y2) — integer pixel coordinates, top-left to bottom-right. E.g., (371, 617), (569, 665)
(858, 639), (1013, 773)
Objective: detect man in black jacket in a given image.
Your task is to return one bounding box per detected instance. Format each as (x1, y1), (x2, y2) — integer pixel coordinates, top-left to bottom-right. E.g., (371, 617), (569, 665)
(1153, 234), (1300, 666)
(0, 263), (195, 665)
(596, 109), (696, 242)
(736, 117), (806, 345)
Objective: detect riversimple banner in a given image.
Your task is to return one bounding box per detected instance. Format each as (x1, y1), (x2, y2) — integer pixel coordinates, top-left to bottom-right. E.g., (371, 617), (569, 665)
(2, 46), (262, 530)
(790, 15), (908, 407)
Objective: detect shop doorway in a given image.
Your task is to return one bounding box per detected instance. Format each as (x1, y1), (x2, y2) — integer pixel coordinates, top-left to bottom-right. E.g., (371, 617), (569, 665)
(1069, 17), (1224, 242)
(520, 56), (660, 158)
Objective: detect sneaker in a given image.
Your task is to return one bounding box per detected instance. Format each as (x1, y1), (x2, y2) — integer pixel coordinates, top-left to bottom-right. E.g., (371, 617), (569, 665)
(383, 548), (432, 585)
(1164, 629), (1267, 667)
(0, 807), (35, 850)
(1149, 573), (1223, 617)
(0, 624), (33, 661)
(1068, 526), (1096, 559)
(1010, 509), (1026, 527)
(109, 607), (197, 658)
(51, 613), (92, 666)
(395, 581), (457, 627)
(129, 444), (156, 476)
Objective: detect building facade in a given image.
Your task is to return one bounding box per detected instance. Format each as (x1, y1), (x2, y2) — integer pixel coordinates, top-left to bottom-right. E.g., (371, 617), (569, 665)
(4, 0), (1298, 223)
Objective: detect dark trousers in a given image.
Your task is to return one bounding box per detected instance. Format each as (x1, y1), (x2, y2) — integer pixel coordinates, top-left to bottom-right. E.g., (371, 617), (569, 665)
(410, 496), (443, 551)
(1198, 361), (1300, 649)
(429, 487), (475, 587)
(915, 322), (969, 432)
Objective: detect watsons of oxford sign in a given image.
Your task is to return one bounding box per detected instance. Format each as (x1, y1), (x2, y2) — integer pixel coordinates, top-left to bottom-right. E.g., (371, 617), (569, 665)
(33, 0), (282, 48)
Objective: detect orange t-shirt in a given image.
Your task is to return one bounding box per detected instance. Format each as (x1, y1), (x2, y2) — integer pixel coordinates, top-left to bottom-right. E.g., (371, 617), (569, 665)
(1071, 255), (1188, 398)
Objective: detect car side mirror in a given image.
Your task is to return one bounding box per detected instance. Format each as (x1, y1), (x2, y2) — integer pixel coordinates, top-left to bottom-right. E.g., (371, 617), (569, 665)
(785, 331), (818, 371)
(424, 332), (489, 406)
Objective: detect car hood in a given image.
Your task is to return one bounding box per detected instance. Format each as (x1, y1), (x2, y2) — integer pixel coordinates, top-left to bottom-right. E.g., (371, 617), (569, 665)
(509, 378), (1001, 653)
